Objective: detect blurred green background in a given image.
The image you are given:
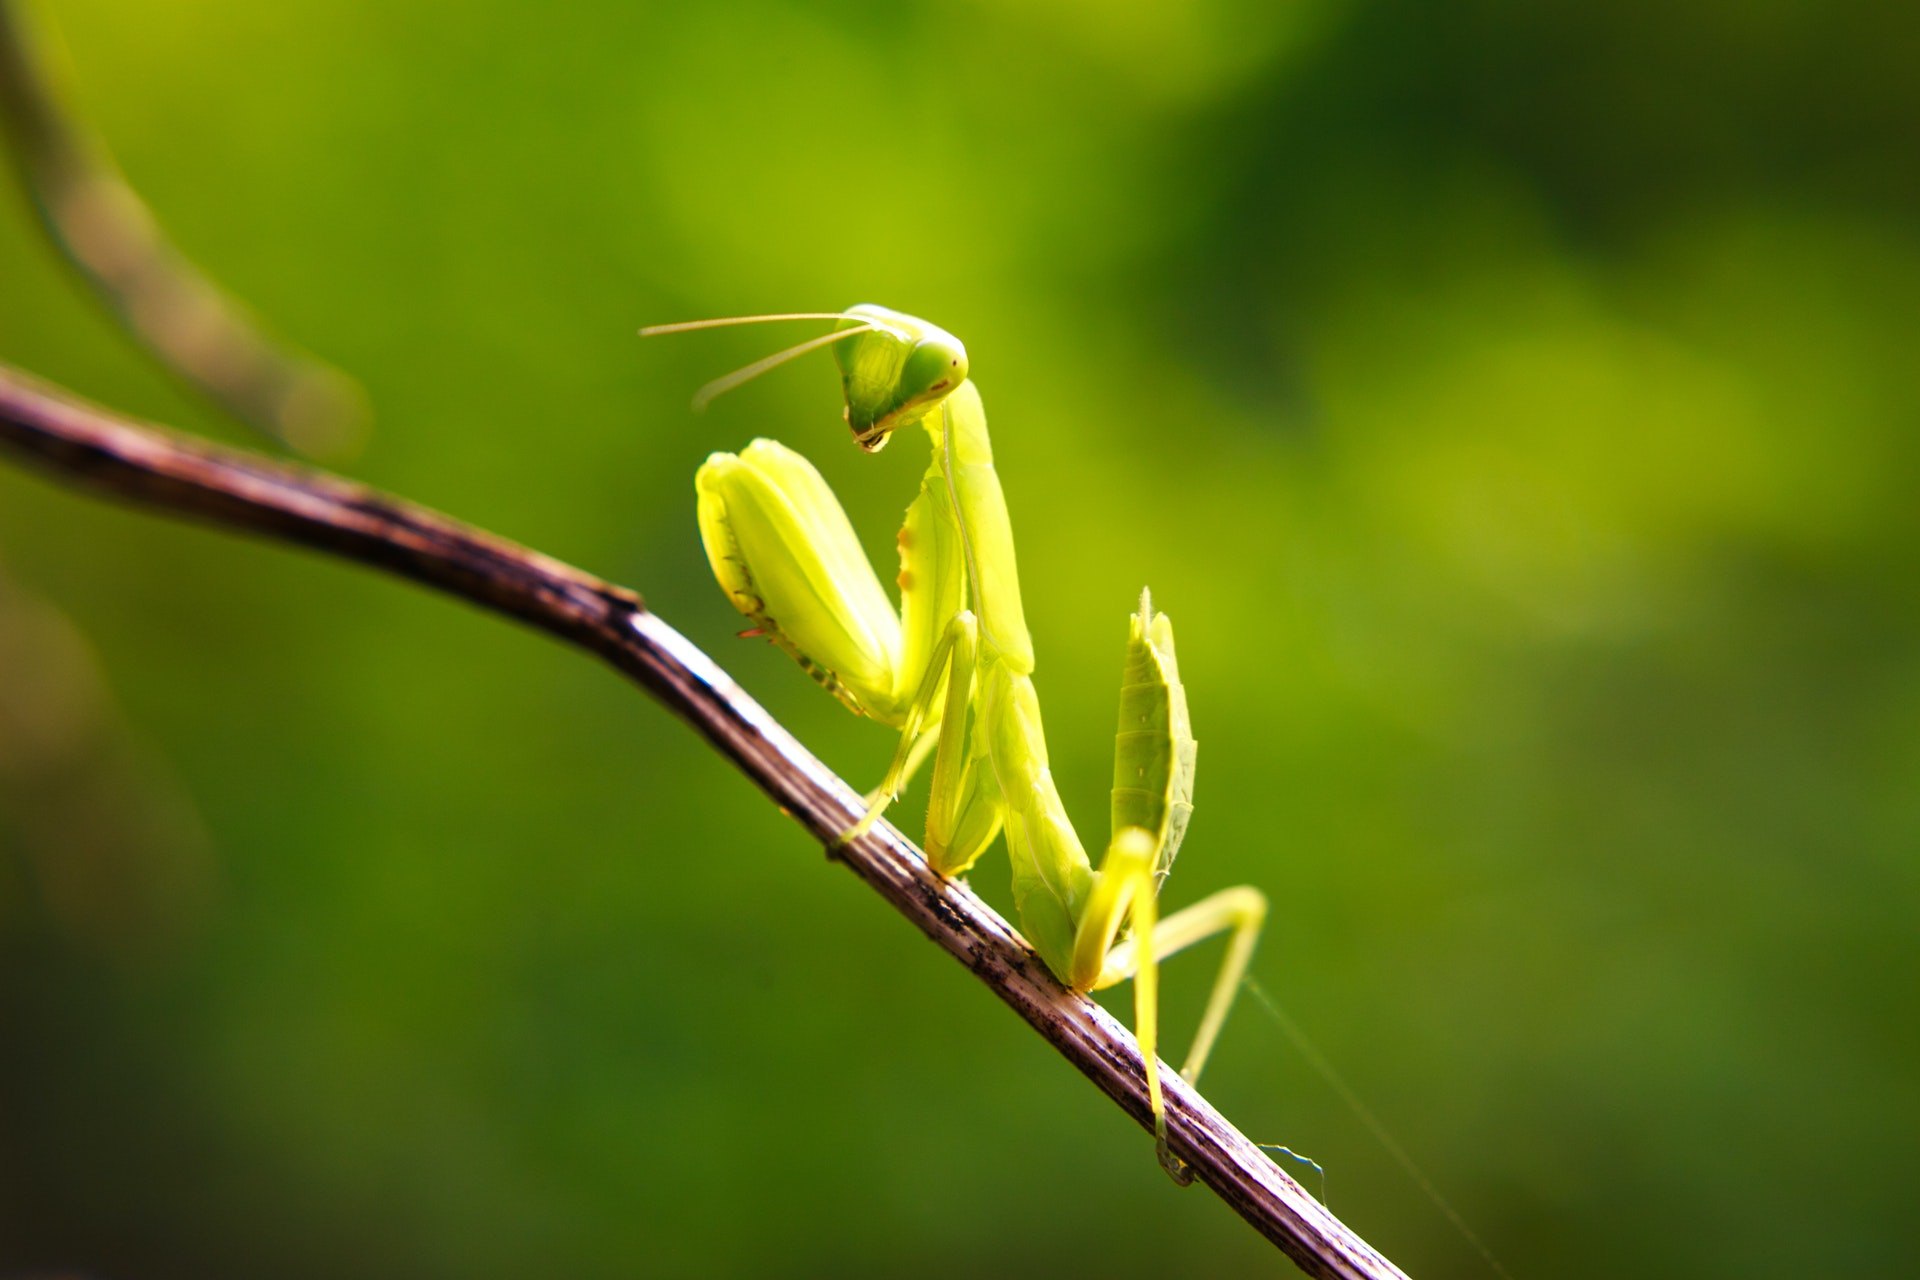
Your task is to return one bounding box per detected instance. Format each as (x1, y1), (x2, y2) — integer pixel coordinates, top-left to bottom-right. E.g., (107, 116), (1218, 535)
(3, 0), (1919, 1276)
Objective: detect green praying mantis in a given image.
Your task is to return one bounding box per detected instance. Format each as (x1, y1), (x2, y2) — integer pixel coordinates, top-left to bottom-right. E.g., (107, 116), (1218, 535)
(643, 305), (1268, 1178)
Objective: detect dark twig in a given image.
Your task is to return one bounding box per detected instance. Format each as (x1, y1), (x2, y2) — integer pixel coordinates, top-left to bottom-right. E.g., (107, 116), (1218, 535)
(0, 1), (368, 456)
(0, 362), (1411, 1280)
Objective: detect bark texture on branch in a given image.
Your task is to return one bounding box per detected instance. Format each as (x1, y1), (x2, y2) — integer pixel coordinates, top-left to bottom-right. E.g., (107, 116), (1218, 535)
(0, 363), (1411, 1280)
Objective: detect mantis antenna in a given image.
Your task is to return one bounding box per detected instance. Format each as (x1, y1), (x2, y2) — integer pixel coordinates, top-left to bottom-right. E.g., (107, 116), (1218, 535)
(640, 312), (910, 412)
(687, 326), (876, 412)
(638, 312), (863, 336)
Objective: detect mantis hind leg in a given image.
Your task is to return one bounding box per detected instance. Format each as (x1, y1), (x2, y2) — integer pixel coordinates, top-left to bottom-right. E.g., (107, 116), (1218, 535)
(1099, 885), (1268, 1086)
(1073, 843), (1269, 1184)
(1068, 829), (1186, 1180)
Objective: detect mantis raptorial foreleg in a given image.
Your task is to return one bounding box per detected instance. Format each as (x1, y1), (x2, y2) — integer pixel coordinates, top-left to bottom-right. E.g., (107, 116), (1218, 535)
(699, 438), (1002, 867)
(653, 305), (1269, 1179)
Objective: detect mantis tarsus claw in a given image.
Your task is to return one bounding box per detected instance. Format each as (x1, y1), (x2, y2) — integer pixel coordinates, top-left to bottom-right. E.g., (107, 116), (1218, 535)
(1157, 1136), (1197, 1188)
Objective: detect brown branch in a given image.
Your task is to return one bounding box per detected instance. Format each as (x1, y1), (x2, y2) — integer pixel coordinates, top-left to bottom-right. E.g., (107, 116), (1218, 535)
(0, 1), (367, 457)
(0, 361), (1411, 1280)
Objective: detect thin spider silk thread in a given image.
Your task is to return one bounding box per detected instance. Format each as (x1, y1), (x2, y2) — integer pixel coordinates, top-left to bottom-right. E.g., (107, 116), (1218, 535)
(1244, 976), (1515, 1280)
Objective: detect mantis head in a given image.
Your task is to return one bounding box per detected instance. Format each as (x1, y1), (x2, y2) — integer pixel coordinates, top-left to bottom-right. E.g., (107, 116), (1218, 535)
(831, 305), (969, 452)
(641, 304), (968, 453)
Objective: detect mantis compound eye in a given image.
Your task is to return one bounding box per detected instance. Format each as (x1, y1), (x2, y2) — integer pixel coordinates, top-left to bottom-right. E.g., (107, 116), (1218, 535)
(901, 338), (968, 402)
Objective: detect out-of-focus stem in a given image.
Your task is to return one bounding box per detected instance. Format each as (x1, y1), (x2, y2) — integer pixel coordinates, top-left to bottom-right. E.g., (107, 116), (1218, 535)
(0, 0), (368, 457)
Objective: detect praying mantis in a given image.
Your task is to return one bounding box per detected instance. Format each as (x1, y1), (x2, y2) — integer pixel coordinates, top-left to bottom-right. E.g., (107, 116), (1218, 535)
(643, 305), (1268, 1178)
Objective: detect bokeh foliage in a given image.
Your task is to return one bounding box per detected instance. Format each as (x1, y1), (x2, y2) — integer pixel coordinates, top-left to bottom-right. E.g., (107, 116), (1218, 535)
(3, 0), (1918, 1276)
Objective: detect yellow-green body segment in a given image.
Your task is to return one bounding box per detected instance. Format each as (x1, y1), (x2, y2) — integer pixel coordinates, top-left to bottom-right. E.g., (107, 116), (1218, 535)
(681, 305), (1266, 1178)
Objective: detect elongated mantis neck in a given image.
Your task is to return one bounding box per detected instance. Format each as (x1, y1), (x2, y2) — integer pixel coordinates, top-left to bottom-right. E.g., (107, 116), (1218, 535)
(925, 379), (1035, 676)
